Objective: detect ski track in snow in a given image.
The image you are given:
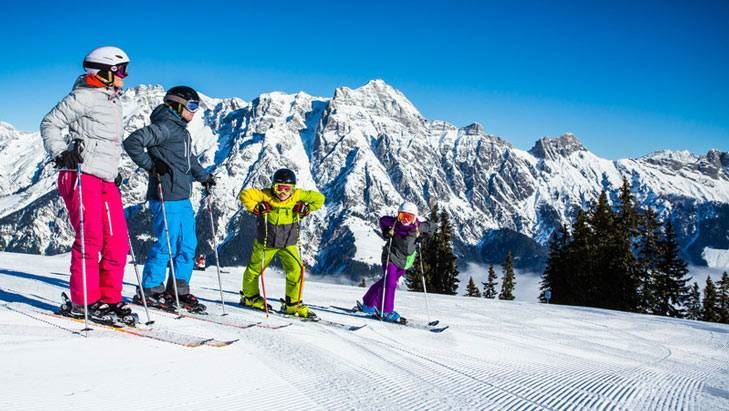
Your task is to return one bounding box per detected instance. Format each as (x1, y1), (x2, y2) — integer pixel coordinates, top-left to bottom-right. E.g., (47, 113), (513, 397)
(1, 252), (729, 410)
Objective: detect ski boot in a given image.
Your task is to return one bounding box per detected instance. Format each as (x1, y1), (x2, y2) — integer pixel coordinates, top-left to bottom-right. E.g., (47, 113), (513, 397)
(179, 294), (207, 314)
(356, 300), (380, 316)
(133, 288), (176, 312)
(239, 292), (272, 312)
(282, 297), (317, 319)
(107, 301), (140, 326)
(377, 310), (407, 325)
(57, 292), (118, 326)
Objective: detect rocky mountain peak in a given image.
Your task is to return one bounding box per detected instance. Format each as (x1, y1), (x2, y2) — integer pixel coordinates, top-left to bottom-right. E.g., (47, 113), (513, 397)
(331, 79), (423, 122)
(462, 122), (484, 136)
(529, 133), (587, 160)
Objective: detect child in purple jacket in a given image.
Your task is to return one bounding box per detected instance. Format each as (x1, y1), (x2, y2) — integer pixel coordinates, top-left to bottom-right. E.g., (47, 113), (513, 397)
(358, 202), (431, 323)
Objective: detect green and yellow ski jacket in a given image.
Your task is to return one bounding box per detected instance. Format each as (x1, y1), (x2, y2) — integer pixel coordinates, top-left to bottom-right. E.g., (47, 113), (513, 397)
(239, 187), (325, 248)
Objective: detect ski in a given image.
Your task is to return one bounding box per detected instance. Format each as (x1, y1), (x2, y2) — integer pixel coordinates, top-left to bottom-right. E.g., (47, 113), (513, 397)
(237, 303), (366, 332)
(40, 311), (236, 347)
(277, 310), (367, 332)
(133, 300), (291, 330)
(327, 305), (449, 333)
(2, 304), (85, 336)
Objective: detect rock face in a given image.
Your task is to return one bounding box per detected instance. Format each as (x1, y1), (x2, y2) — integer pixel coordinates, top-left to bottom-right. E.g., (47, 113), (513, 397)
(1, 80), (728, 277)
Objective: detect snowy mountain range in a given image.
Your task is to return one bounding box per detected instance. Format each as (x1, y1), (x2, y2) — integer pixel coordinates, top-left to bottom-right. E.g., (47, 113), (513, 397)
(1, 80), (728, 278)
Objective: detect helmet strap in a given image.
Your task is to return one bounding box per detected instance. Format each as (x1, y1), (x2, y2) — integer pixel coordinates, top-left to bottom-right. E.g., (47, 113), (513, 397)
(166, 103), (190, 122)
(95, 71), (115, 86)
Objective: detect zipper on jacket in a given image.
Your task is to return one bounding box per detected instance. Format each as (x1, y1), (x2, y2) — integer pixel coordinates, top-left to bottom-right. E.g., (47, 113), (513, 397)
(185, 135), (191, 173)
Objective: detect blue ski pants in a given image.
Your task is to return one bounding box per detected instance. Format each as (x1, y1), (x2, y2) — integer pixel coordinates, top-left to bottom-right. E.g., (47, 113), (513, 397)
(142, 199), (197, 295)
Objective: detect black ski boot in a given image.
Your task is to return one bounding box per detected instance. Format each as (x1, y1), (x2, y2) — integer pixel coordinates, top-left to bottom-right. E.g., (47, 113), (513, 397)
(57, 292), (118, 326)
(108, 301), (140, 326)
(133, 288), (176, 312)
(179, 294), (207, 314)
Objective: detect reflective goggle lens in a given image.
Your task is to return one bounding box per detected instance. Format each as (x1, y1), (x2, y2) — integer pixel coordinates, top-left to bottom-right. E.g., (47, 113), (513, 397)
(185, 100), (200, 112)
(274, 183), (292, 193)
(111, 63), (128, 78)
(398, 211), (416, 224)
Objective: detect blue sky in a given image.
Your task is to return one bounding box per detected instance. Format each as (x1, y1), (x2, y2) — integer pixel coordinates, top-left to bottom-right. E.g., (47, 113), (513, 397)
(1, 0), (727, 159)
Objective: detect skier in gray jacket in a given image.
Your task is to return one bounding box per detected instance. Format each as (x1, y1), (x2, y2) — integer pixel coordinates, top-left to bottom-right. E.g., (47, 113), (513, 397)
(123, 86), (215, 312)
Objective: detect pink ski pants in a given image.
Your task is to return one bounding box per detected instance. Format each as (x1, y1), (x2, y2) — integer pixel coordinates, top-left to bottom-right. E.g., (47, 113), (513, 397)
(58, 170), (129, 305)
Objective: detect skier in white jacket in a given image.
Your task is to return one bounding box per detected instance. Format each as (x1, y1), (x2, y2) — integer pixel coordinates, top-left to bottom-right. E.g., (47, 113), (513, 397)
(40, 46), (136, 325)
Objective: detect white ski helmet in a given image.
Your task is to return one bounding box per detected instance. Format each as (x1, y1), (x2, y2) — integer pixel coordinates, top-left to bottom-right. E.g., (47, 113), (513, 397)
(398, 201), (418, 218)
(83, 46), (130, 77)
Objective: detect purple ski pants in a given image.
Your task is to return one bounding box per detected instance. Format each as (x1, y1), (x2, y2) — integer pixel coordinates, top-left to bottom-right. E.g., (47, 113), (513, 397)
(362, 262), (405, 313)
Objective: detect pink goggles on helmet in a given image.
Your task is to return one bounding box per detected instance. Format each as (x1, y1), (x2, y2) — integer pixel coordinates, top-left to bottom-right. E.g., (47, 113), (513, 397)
(110, 62), (129, 78)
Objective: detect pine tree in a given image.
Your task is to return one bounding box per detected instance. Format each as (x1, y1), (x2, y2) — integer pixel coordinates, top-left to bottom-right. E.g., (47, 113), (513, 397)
(567, 209), (594, 306)
(653, 219), (690, 318)
(431, 209), (459, 295)
(718, 272), (729, 324)
(499, 251), (516, 300)
(616, 177), (639, 233)
(703, 276), (721, 323)
(684, 282), (702, 320)
(465, 276), (481, 297)
(613, 179), (641, 311)
(358, 278), (366, 288)
(636, 207), (662, 313)
(482, 264), (498, 299)
(590, 190), (620, 309)
(540, 224), (570, 304)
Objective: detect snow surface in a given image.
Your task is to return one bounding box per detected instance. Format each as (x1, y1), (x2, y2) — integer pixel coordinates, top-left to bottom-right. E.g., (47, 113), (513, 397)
(1, 252), (729, 410)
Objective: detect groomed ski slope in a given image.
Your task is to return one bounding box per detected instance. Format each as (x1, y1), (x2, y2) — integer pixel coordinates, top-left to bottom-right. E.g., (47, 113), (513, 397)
(1, 252), (728, 410)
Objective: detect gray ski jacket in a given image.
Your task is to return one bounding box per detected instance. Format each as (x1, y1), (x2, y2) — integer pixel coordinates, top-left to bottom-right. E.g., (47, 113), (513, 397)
(123, 104), (209, 201)
(40, 75), (124, 181)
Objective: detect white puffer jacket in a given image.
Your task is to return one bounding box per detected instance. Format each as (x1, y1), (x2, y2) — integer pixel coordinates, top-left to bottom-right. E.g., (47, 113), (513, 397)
(40, 75), (123, 182)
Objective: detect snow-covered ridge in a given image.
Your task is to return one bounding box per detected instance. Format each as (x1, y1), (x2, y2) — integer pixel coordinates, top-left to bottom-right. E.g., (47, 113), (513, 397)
(1, 80), (728, 274)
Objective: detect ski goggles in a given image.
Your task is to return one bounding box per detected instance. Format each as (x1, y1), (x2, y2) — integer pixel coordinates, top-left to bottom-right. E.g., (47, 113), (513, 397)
(164, 95), (201, 112)
(110, 62), (129, 78)
(273, 183), (294, 194)
(397, 211), (417, 225)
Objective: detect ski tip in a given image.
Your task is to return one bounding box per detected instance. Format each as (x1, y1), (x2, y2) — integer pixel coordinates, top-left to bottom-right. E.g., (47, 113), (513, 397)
(430, 326), (449, 333)
(206, 339), (239, 347)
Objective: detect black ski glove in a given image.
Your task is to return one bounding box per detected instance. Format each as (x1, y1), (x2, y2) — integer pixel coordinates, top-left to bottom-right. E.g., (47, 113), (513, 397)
(252, 202), (272, 216)
(114, 173), (123, 187)
(201, 175), (216, 190)
(54, 140), (84, 169)
(152, 159), (170, 176)
(293, 201), (310, 217)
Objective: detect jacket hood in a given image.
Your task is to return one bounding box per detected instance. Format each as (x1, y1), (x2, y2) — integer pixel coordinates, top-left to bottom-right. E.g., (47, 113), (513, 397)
(150, 104), (187, 127)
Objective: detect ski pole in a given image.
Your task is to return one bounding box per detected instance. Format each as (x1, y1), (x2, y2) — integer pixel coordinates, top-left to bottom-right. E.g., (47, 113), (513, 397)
(380, 220), (397, 321)
(205, 189), (226, 315)
(127, 235), (154, 325)
(259, 213), (270, 316)
(76, 165), (91, 333)
(156, 174), (182, 314)
(296, 215), (304, 305)
(417, 242), (432, 325)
